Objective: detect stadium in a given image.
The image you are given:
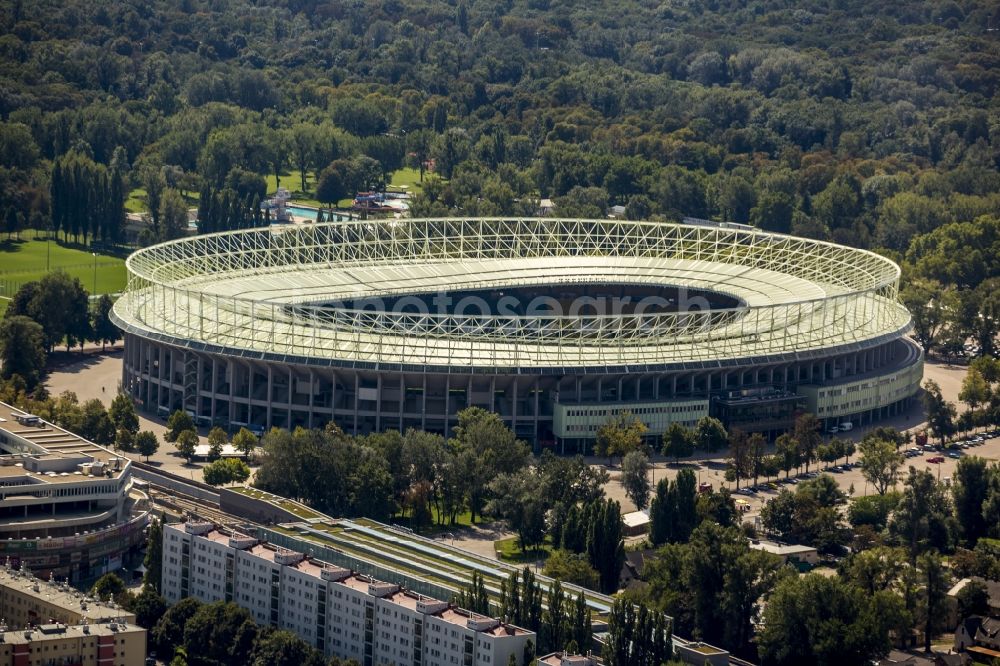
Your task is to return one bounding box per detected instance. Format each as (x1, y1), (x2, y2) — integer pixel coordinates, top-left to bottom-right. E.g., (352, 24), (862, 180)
(112, 218), (923, 450)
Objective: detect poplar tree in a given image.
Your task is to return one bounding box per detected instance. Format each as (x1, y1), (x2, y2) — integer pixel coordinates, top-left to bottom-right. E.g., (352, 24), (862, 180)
(572, 591), (592, 654)
(541, 580), (566, 652)
(587, 499), (625, 593)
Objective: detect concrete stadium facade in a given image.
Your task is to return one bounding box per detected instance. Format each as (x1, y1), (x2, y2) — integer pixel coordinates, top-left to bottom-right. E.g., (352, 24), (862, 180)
(112, 218), (922, 450)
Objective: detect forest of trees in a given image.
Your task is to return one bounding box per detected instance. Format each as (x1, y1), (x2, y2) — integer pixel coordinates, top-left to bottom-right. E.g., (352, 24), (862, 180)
(0, 0), (997, 260)
(1, 0), (998, 375)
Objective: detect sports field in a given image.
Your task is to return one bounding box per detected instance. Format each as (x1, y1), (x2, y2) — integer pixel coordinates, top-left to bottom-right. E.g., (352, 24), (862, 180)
(0, 236), (127, 302)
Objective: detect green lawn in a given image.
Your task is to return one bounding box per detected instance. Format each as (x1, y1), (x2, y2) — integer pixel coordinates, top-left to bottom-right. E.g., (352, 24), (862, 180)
(125, 167), (423, 217)
(0, 236), (127, 297)
(268, 167), (425, 210)
(125, 187), (148, 213)
(391, 507), (476, 535)
(495, 535), (555, 564)
(266, 171), (325, 206)
(389, 167), (425, 194)
(125, 187), (199, 214)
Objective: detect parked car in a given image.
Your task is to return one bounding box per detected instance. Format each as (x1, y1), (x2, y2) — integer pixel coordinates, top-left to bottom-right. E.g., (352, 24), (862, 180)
(927, 456), (944, 464)
(948, 451), (962, 459)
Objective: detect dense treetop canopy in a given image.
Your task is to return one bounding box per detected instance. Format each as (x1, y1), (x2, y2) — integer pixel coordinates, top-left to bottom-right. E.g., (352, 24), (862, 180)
(1, 0), (997, 251)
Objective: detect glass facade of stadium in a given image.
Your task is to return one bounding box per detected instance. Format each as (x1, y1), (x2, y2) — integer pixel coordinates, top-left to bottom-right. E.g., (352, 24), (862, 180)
(114, 218), (923, 452)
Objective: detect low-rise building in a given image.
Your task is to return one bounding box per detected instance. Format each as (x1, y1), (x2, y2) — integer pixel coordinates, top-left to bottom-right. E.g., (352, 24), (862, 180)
(948, 577), (1000, 624)
(748, 540), (820, 566)
(163, 522), (535, 665)
(673, 640), (729, 666)
(955, 615), (1000, 662)
(877, 649), (970, 666)
(538, 652), (603, 666)
(621, 510), (650, 537)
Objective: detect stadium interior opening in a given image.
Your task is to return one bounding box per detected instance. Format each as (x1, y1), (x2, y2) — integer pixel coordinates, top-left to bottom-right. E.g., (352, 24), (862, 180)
(319, 283), (745, 317)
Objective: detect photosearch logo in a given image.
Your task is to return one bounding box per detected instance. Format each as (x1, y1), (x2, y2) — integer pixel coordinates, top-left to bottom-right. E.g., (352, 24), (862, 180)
(319, 286), (722, 338)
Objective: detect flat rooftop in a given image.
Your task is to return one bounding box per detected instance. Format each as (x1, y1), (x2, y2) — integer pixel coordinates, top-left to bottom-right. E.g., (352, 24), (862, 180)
(186, 525), (530, 636)
(0, 402), (128, 484)
(749, 540), (817, 555)
(0, 567), (135, 624)
(622, 510), (650, 528)
(222, 500), (614, 618)
(0, 621), (143, 644)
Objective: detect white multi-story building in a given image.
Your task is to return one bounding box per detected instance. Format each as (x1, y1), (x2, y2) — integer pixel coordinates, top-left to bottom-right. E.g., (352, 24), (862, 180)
(163, 522), (534, 666)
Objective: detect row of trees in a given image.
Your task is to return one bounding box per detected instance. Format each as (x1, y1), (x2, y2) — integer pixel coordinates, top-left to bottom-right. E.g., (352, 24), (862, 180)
(195, 182), (270, 235)
(902, 217), (1000, 360)
(248, 407), (630, 593)
(50, 150), (126, 245)
(628, 404), (998, 661)
(638, 522), (782, 657)
(756, 552), (950, 665)
(633, 501), (967, 663)
(948, 357), (1000, 437)
(2, 0), (998, 286)
(252, 407), (535, 526)
(603, 598), (673, 666)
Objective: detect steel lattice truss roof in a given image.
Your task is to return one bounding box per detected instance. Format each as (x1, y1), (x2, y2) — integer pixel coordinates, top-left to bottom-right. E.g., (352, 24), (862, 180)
(113, 218), (911, 371)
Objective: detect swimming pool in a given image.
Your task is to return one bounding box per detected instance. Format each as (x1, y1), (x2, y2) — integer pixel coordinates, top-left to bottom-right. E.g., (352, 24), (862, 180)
(284, 205), (351, 222)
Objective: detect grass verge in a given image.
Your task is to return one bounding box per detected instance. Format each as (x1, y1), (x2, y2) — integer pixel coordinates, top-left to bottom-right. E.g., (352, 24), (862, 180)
(0, 236), (127, 296)
(494, 535), (554, 564)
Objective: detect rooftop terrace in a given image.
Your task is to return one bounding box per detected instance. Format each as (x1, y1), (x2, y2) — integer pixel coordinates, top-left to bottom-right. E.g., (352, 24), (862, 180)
(0, 402), (129, 484)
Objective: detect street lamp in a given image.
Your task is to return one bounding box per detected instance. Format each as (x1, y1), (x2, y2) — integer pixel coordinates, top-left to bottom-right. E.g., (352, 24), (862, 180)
(92, 252), (97, 294)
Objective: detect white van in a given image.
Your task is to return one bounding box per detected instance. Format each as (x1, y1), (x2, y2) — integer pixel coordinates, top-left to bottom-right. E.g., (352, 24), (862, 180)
(839, 422), (853, 431)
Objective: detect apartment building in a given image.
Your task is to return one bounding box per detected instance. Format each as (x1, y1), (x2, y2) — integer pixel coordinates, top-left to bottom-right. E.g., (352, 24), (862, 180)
(163, 522), (534, 666)
(0, 563), (146, 666)
(0, 565), (136, 627)
(0, 621), (145, 666)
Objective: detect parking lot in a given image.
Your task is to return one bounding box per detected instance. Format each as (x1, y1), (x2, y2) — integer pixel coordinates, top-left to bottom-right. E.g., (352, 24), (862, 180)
(601, 428), (1000, 527)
